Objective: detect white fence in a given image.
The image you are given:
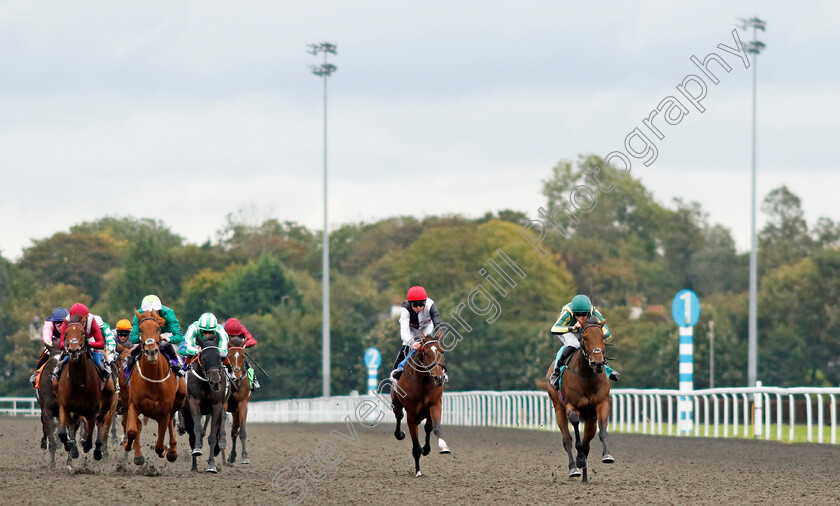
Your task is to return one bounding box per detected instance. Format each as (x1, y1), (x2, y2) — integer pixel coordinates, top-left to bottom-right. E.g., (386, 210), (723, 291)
(6, 386), (840, 444)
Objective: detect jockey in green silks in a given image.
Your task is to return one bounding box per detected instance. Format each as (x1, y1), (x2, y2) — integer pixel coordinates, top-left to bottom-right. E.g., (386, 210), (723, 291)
(549, 294), (620, 390)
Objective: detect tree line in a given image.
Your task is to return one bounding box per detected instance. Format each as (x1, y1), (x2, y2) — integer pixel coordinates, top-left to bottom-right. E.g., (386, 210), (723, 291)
(2, 155), (839, 398)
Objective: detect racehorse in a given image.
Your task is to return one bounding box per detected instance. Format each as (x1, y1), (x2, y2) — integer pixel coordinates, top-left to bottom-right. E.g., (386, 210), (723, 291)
(180, 340), (231, 473)
(123, 310), (187, 465)
(546, 316), (613, 482)
(35, 342), (64, 468)
(225, 336), (251, 465)
(55, 315), (115, 462)
(391, 334), (451, 477)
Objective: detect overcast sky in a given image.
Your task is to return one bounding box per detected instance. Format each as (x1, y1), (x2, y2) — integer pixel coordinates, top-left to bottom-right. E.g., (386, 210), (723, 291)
(2, 1), (838, 260)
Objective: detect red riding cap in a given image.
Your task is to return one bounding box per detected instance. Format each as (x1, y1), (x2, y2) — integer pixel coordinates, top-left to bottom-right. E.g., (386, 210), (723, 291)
(69, 303), (89, 316)
(224, 318), (244, 336)
(407, 286), (427, 302)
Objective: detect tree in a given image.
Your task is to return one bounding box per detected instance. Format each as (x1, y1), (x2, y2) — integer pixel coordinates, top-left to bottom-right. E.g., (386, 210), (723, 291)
(759, 186), (813, 273)
(19, 233), (120, 302)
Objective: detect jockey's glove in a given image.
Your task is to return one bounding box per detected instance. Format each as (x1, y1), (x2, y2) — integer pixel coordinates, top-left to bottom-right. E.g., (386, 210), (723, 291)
(160, 333), (172, 342)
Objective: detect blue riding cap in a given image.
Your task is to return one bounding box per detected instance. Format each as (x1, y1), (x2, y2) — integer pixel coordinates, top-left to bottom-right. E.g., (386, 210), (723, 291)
(49, 307), (69, 322)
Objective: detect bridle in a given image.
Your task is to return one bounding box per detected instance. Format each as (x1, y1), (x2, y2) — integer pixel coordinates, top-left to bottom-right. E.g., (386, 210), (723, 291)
(228, 346), (246, 384)
(578, 323), (607, 372)
(407, 339), (445, 385)
(64, 322), (89, 359)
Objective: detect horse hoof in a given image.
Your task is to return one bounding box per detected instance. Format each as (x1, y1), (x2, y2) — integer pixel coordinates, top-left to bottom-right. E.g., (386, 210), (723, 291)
(395, 431), (405, 441)
(70, 445), (79, 459)
(576, 457), (587, 469)
(422, 446), (431, 456)
(166, 452), (177, 463)
(439, 439), (451, 454)
(415, 471), (422, 477)
(134, 455), (145, 466)
(40, 440), (47, 450)
(569, 468), (582, 478)
(192, 449), (203, 456)
(241, 458), (250, 465)
(602, 454), (615, 464)
(94, 449), (103, 461)
(206, 465), (217, 474)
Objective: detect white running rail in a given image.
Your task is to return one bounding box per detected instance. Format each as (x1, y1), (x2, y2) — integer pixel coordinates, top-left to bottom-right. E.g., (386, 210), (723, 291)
(6, 386), (839, 444)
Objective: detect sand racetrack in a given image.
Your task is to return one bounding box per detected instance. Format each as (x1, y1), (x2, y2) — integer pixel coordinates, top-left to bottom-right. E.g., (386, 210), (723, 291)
(2, 416), (838, 505)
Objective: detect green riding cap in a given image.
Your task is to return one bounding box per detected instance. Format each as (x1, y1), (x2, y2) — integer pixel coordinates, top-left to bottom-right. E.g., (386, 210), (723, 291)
(569, 294), (593, 313)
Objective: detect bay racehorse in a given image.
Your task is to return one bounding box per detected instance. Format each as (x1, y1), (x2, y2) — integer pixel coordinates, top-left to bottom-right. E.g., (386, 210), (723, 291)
(546, 317), (613, 482)
(55, 315), (115, 462)
(123, 310), (187, 465)
(36, 341), (65, 468)
(225, 336), (251, 465)
(180, 340), (231, 473)
(391, 334), (451, 477)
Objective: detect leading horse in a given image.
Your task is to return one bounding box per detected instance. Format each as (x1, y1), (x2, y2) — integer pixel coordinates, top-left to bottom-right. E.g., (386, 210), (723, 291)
(546, 317), (613, 482)
(180, 340), (230, 473)
(225, 336), (252, 465)
(123, 310), (187, 465)
(55, 315), (115, 462)
(391, 334), (451, 477)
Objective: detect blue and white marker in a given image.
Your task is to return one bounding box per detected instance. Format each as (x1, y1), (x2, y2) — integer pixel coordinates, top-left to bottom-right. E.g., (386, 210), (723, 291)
(363, 347), (382, 395)
(672, 289), (700, 435)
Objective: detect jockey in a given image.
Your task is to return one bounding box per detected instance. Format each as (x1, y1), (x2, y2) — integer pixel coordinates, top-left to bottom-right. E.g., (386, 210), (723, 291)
(389, 286), (446, 383)
(53, 303), (111, 381)
(94, 314), (120, 392)
(223, 317), (261, 390)
(183, 312), (233, 380)
(30, 307), (68, 386)
(125, 294), (185, 377)
(549, 294), (619, 390)
(114, 319), (133, 354)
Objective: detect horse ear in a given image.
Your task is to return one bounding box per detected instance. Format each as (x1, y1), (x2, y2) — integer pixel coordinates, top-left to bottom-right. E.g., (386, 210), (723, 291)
(135, 310), (142, 321)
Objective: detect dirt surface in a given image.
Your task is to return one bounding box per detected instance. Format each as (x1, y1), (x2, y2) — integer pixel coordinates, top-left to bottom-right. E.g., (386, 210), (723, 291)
(3, 416), (839, 505)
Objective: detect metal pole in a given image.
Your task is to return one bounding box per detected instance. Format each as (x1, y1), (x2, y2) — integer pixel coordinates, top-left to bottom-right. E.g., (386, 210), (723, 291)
(321, 50), (331, 398)
(747, 25), (759, 387)
(308, 42), (337, 397)
(709, 320), (715, 389)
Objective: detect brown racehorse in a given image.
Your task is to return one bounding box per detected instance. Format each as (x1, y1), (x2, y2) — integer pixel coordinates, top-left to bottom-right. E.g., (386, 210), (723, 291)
(55, 315), (114, 462)
(123, 310), (187, 465)
(226, 336), (252, 465)
(546, 317), (613, 482)
(36, 342), (65, 468)
(391, 334), (451, 477)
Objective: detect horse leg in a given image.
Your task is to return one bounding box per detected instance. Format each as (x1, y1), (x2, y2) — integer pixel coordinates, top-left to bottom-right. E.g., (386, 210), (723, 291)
(580, 419), (597, 483)
(567, 409), (586, 474)
(392, 403), (405, 440)
(67, 418), (79, 459)
(81, 416), (95, 454)
(166, 416), (178, 462)
(190, 404), (204, 457)
(47, 418), (58, 469)
(422, 418), (432, 456)
(407, 416), (423, 477)
(429, 402), (450, 454)
(205, 410), (221, 473)
(155, 415), (169, 459)
(228, 409), (239, 464)
(57, 404), (70, 451)
(239, 403), (249, 464)
(597, 402), (614, 463)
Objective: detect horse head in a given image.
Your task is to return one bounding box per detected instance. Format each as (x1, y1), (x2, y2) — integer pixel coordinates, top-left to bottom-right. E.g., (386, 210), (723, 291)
(410, 334), (446, 386)
(579, 316), (607, 374)
(136, 310), (166, 364)
(64, 316), (88, 362)
(228, 336), (246, 385)
(198, 343), (225, 392)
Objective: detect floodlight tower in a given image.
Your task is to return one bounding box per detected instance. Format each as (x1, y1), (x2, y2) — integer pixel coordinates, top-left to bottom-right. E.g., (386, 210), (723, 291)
(308, 42), (337, 397)
(737, 17), (765, 387)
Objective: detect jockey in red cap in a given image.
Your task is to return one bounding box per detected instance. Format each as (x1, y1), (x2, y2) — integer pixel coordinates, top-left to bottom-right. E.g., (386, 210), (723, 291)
(223, 318), (260, 389)
(390, 286), (447, 384)
(53, 303), (112, 383)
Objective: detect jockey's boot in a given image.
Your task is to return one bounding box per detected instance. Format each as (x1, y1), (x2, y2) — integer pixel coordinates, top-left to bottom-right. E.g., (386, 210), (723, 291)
(390, 366), (404, 384)
(29, 372), (38, 387)
(606, 366), (620, 382)
(253, 378), (261, 390)
(442, 363), (449, 383)
(98, 363), (111, 380)
(124, 346), (141, 376)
